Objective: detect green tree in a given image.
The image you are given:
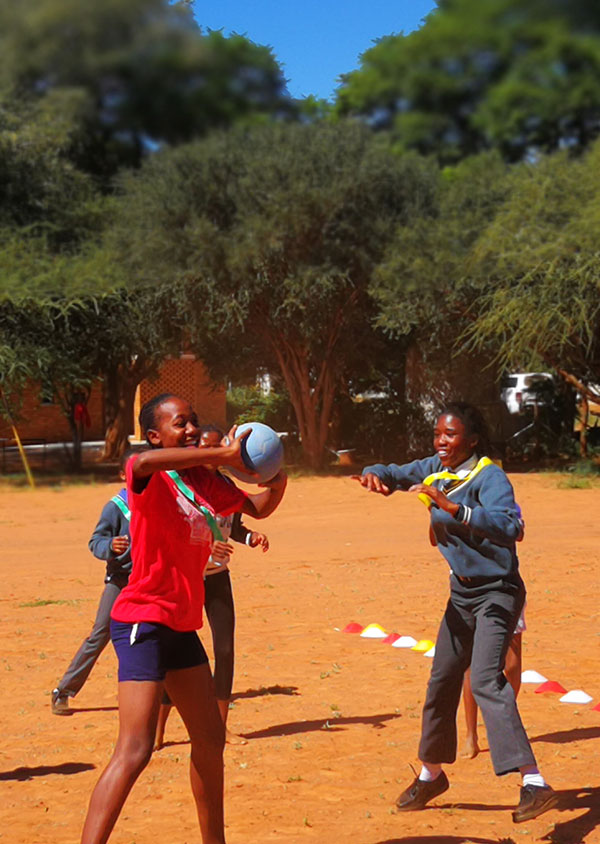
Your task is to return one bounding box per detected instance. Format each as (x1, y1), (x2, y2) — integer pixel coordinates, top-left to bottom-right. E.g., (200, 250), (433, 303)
(464, 142), (600, 451)
(0, 88), (190, 462)
(336, 0), (600, 162)
(371, 151), (512, 340)
(0, 0), (293, 180)
(106, 122), (438, 467)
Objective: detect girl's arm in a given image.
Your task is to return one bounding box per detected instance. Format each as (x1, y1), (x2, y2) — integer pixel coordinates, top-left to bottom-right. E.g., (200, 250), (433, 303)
(354, 456), (440, 495)
(133, 427), (251, 479)
(241, 472), (287, 519)
(412, 467), (522, 546)
(230, 512), (251, 544)
(462, 469), (522, 545)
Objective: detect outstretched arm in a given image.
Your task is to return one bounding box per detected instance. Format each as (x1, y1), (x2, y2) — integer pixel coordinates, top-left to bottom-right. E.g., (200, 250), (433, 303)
(353, 456), (440, 496)
(133, 425), (252, 479)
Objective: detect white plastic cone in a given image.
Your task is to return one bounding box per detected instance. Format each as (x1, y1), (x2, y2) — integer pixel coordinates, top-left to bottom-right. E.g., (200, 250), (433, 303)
(559, 690), (593, 704)
(521, 670), (548, 684)
(392, 636), (418, 649)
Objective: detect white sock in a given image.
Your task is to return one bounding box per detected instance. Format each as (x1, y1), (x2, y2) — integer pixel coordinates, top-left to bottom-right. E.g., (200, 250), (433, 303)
(419, 763), (442, 782)
(520, 765), (547, 788)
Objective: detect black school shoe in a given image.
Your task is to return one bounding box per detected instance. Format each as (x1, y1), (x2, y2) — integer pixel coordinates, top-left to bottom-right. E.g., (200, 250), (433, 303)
(395, 771), (449, 811)
(512, 784), (559, 823)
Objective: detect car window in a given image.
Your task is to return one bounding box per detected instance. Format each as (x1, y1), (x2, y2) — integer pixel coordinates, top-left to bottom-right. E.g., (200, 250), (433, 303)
(502, 376), (518, 388)
(524, 374), (550, 387)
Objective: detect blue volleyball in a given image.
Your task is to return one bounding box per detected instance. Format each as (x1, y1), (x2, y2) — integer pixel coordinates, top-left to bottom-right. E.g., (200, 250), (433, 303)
(229, 422), (284, 484)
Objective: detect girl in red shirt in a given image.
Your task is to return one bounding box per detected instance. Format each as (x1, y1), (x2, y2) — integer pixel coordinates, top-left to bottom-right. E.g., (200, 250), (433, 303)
(81, 393), (287, 844)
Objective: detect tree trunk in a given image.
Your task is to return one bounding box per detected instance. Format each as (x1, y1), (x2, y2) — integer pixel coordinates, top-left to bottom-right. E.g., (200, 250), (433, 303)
(100, 359), (149, 460)
(579, 394), (589, 459)
(270, 340), (337, 470)
(67, 416), (83, 471)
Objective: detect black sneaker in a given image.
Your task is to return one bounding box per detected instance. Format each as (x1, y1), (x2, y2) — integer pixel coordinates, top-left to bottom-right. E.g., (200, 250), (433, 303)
(512, 784), (559, 823)
(395, 771), (449, 811)
(51, 688), (70, 715)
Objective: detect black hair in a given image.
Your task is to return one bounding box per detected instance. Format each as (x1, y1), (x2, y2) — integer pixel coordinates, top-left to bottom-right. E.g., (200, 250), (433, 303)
(139, 393), (177, 446)
(119, 448), (135, 471)
(438, 401), (492, 456)
(199, 423), (224, 440)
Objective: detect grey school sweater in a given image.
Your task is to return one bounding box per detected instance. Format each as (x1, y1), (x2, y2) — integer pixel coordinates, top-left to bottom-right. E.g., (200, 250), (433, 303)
(88, 489), (132, 585)
(362, 455), (521, 579)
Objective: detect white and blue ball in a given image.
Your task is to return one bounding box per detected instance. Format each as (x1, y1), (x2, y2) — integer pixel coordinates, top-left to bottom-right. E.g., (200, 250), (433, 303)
(228, 422), (283, 484)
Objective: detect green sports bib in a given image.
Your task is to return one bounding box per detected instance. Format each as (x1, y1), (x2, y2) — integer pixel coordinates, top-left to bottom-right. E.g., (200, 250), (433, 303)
(166, 469), (224, 541)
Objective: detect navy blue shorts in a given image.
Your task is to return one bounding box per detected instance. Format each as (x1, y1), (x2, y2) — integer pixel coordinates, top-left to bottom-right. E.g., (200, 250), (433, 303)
(110, 620), (208, 682)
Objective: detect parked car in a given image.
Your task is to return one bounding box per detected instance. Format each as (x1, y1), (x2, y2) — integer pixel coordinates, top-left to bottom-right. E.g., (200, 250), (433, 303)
(500, 372), (555, 415)
(574, 382), (600, 438)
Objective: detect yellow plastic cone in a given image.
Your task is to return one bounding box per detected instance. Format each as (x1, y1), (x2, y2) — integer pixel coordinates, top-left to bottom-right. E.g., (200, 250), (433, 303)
(360, 623), (388, 639)
(412, 639), (435, 652)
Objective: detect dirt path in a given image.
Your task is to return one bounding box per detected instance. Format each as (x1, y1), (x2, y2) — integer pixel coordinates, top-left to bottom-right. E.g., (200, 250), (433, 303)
(0, 473), (599, 843)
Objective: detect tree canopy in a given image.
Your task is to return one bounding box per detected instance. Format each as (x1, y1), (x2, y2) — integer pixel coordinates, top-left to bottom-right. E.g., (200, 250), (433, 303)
(0, 0), (293, 180)
(336, 0), (600, 162)
(466, 141), (600, 397)
(105, 121), (438, 466)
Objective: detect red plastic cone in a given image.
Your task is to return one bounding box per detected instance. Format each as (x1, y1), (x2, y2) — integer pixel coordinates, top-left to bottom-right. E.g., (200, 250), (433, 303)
(382, 632), (400, 644)
(342, 622), (364, 634)
(535, 680), (567, 694)
(592, 701), (600, 711)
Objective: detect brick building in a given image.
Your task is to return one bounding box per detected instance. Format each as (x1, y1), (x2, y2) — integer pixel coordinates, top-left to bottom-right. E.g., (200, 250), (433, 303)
(0, 355), (225, 445)
(133, 355), (226, 440)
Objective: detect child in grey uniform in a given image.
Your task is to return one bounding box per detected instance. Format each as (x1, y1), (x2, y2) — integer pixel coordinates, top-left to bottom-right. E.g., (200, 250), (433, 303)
(354, 402), (558, 824)
(51, 454), (132, 714)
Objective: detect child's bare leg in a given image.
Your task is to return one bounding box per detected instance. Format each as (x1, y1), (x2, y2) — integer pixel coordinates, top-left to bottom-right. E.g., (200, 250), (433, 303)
(460, 668), (480, 759)
(217, 698), (247, 745)
(505, 633), (522, 697)
(165, 664), (226, 844)
(153, 702), (173, 751)
(81, 681), (162, 844)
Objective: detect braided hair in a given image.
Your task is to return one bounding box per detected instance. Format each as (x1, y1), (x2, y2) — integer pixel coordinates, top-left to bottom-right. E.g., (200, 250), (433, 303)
(439, 401), (492, 457)
(138, 393), (177, 447)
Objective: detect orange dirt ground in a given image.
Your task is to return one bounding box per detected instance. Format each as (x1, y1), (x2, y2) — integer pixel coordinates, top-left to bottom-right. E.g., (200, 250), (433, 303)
(1, 472), (599, 844)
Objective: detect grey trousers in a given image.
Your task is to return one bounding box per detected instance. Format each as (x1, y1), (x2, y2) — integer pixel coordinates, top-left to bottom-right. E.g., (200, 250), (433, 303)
(418, 573), (536, 776)
(57, 580), (124, 697)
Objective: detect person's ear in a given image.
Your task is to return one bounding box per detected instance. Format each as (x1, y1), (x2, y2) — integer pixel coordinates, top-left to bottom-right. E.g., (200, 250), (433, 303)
(147, 428), (161, 447)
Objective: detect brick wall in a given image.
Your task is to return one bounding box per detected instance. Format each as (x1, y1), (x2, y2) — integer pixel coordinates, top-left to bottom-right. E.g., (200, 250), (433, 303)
(135, 356), (226, 438)
(1, 357), (225, 445)
(0, 382), (105, 443)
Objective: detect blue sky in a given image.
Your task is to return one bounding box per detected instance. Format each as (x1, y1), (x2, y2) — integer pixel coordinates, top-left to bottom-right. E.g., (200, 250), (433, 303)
(194, 1), (438, 101)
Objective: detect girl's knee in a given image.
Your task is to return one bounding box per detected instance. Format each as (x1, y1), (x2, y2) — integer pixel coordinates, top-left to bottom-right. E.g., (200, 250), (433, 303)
(115, 737), (154, 775)
(470, 668), (506, 701)
(190, 729), (225, 762)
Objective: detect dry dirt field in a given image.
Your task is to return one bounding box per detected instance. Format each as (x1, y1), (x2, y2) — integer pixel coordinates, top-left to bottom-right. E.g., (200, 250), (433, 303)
(0, 472), (599, 844)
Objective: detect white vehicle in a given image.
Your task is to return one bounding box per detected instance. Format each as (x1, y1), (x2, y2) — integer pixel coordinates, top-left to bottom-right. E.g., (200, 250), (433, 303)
(500, 372), (555, 415)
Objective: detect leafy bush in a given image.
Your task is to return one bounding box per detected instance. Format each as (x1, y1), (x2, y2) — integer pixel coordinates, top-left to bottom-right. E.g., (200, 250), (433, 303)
(226, 385), (292, 432)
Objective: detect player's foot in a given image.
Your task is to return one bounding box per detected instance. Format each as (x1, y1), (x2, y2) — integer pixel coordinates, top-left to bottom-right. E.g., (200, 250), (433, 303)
(51, 688), (70, 715)
(512, 784), (559, 823)
(395, 771), (449, 811)
(225, 728), (248, 745)
(460, 733), (480, 759)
